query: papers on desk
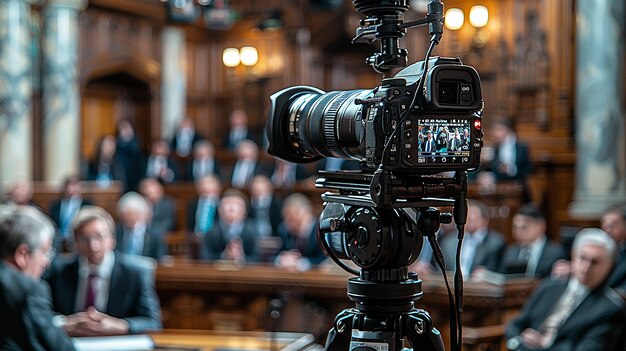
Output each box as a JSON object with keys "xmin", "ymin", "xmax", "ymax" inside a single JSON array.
[{"xmin": 73, "ymin": 335, "xmax": 154, "ymax": 351}]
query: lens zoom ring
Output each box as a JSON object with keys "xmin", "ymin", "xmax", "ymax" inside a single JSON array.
[{"xmin": 323, "ymin": 92, "xmax": 353, "ymax": 152}]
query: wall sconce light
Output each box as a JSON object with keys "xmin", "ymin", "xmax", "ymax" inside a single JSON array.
[
  {"xmin": 469, "ymin": 5, "xmax": 489, "ymax": 28},
  {"xmin": 239, "ymin": 46, "xmax": 258, "ymax": 67},
  {"xmin": 222, "ymin": 48, "xmax": 240, "ymax": 67},
  {"xmin": 444, "ymin": 8, "xmax": 464, "ymax": 31}
]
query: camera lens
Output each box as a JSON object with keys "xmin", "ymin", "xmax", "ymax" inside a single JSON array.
[{"xmin": 267, "ymin": 86, "xmax": 370, "ymax": 163}]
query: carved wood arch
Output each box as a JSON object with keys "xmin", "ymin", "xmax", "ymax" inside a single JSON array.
[{"xmin": 79, "ymin": 52, "xmax": 162, "ymax": 169}]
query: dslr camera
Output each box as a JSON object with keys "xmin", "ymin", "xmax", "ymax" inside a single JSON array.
[{"xmin": 265, "ymin": 1, "xmax": 483, "ymax": 351}]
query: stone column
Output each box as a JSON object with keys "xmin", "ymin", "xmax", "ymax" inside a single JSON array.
[
  {"xmin": 0, "ymin": 0, "xmax": 35, "ymax": 185},
  {"xmin": 569, "ymin": 0, "xmax": 626, "ymax": 218},
  {"xmin": 161, "ymin": 27, "xmax": 186, "ymax": 140},
  {"xmin": 41, "ymin": 0, "xmax": 86, "ymax": 182}
]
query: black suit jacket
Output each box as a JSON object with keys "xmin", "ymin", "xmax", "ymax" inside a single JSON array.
[
  {"xmin": 115, "ymin": 224, "xmax": 168, "ymax": 262},
  {"xmin": 439, "ymin": 229, "xmax": 506, "ymax": 274},
  {"xmin": 500, "ymin": 239, "xmax": 567, "ymax": 278},
  {"xmin": 249, "ymin": 195, "xmax": 283, "ymax": 236},
  {"xmin": 200, "ymin": 220, "xmax": 259, "ymax": 262},
  {"xmin": 277, "ymin": 222, "xmax": 326, "ymax": 265},
  {"xmin": 44, "ymin": 253, "xmax": 162, "ymax": 334},
  {"xmin": 0, "ymin": 262, "xmax": 75, "ymax": 351},
  {"xmin": 492, "ymin": 142, "xmax": 532, "ymax": 182},
  {"xmin": 505, "ymin": 279, "xmax": 625, "ymax": 351},
  {"xmin": 150, "ymin": 197, "xmax": 177, "ymax": 233},
  {"xmin": 606, "ymin": 246, "xmax": 626, "ymax": 293},
  {"xmin": 184, "ymin": 158, "xmax": 222, "ymax": 181},
  {"xmin": 48, "ymin": 197, "xmax": 94, "ymax": 251}
]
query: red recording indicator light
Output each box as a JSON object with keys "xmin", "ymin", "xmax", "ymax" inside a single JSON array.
[{"xmin": 474, "ymin": 119, "xmax": 482, "ymax": 130}]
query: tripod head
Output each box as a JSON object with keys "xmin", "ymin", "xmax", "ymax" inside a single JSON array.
[{"xmin": 318, "ymin": 191, "xmax": 450, "ymax": 351}]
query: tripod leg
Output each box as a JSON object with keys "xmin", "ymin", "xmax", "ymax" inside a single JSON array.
[
  {"xmin": 404, "ymin": 310, "xmax": 445, "ymax": 351},
  {"xmin": 325, "ymin": 309, "xmax": 354, "ymax": 351}
]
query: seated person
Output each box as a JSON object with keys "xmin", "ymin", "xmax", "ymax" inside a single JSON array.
[
  {"xmin": 115, "ymin": 192, "xmax": 168, "ymax": 262},
  {"xmin": 138, "ymin": 177, "xmax": 177, "ymax": 234},
  {"xmin": 438, "ymin": 200, "xmax": 506, "ymax": 280},
  {"xmin": 0, "ymin": 205, "xmax": 75, "ymax": 350},
  {"xmin": 274, "ymin": 193, "xmax": 326, "ymax": 271},
  {"xmin": 185, "ymin": 140, "xmax": 222, "ymax": 181},
  {"xmin": 200, "ymin": 189, "xmax": 258, "ymax": 263},
  {"xmin": 505, "ymin": 228, "xmax": 625, "ymax": 351},
  {"xmin": 229, "ymin": 139, "xmax": 269, "ymax": 189},
  {"xmin": 48, "ymin": 175, "xmax": 93, "ymax": 252},
  {"xmin": 249, "ymin": 175, "xmax": 282, "ymax": 238},
  {"xmin": 45, "ymin": 206, "xmax": 162, "ymax": 336},
  {"xmin": 500, "ymin": 203, "xmax": 566, "ymax": 278},
  {"xmin": 552, "ymin": 204, "xmax": 626, "ymax": 294},
  {"xmin": 144, "ymin": 139, "xmax": 178, "ymax": 184},
  {"xmin": 222, "ymin": 109, "xmax": 257, "ymax": 150}
]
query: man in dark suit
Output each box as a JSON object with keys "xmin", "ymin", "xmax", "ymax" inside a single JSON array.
[
  {"xmin": 139, "ymin": 177, "xmax": 177, "ymax": 234},
  {"xmin": 552, "ymin": 204, "xmax": 626, "ymax": 294},
  {"xmin": 222, "ymin": 109, "xmax": 258, "ymax": 150},
  {"xmin": 0, "ymin": 205, "xmax": 75, "ymax": 350},
  {"xmin": 229, "ymin": 139, "xmax": 269, "ymax": 189},
  {"xmin": 170, "ymin": 116, "xmax": 204, "ymax": 159},
  {"xmin": 500, "ymin": 203, "xmax": 566, "ymax": 278},
  {"xmin": 45, "ymin": 206, "xmax": 162, "ymax": 336},
  {"xmin": 481, "ymin": 117, "xmax": 532, "ymax": 201},
  {"xmin": 439, "ymin": 200, "xmax": 506, "ymax": 279},
  {"xmin": 184, "ymin": 140, "xmax": 222, "ymax": 181},
  {"xmin": 200, "ymin": 189, "xmax": 258, "ymax": 262},
  {"xmin": 186, "ymin": 175, "xmax": 222, "ymax": 259},
  {"xmin": 143, "ymin": 139, "xmax": 178, "ymax": 184},
  {"xmin": 505, "ymin": 228, "xmax": 625, "ymax": 351},
  {"xmin": 249, "ymin": 175, "xmax": 283, "ymax": 238},
  {"xmin": 115, "ymin": 192, "xmax": 167, "ymax": 262},
  {"xmin": 48, "ymin": 175, "xmax": 93, "ymax": 252},
  {"xmin": 274, "ymin": 193, "xmax": 326, "ymax": 271}
]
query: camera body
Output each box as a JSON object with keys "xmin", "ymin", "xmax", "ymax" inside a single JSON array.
[{"xmin": 266, "ymin": 57, "xmax": 483, "ymax": 178}]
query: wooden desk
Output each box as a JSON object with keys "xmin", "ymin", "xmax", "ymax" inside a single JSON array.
[
  {"xmin": 156, "ymin": 260, "xmax": 538, "ymax": 349},
  {"xmin": 151, "ymin": 329, "xmax": 317, "ymax": 351}
]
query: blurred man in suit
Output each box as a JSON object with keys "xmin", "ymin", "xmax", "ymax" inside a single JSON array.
[
  {"xmin": 48, "ymin": 175, "xmax": 93, "ymax": 252},
  {"xmin": 552, "ymin": 204, "xmax": 626, "ymax": 294},
  {"xmin": 138, "ymin": 177, "xmax": 176, "ymax": 234},
  {"xmin": 200, "ymin": 189, "xmax": 258, "ymax": 263},
  {"xmin": 223, "ymin": 110, "xmax": 256, "ymax": 150},
  {"xmin": 230, "ymin": 140, "xmax": 268, "ymax": 189},
  {"xmin": 171, "ymin": 116, "xmax": 204, "ymax": 159},
  {"xmin": 45, "ymin": 206, "xmax": 162, "ymax": 336},
  {"xmin": 144, "ymin": 139, "xmax": 178, "ymax": 184},
  {"xmin": 275, "ymin": 193, "xmax": 325, "ymax": 271},
  {"xmin": 500, "ymin": 203, "xmax": 566, "ymax": 278},
  {"xmin": 505, "ymin": 228, "xmax": 625, "ymax": 351},
  {"xmin": 115, "ymin": 192, "xmax": 167, "ymax": 262},
  {"xmin": 478, "ymin": 117, "xmax": 532, "ymax": 201},
  {"xmin": 186, "ymin": 174, "xmax": 222, "ymax": 259},
  {"xmin": 0, "ymin": 205, "xmax": 75, "ymax": 350},
  {"xmin": 185, "ymin": 140, "xmax": 222, "ymax": 181},
  {"xmin": 439, "ymin": 200, "xmax": 506, "ymax": 280},
  {"xmin": 249, "ymin": 175, "xmax": 282, "ymax": 238}
]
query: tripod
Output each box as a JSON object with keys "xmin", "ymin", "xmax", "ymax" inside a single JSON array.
[
  {"xmin": 319, "ymin": 198, "xmax": 448, "ymax": 351},
  {"xmin": 325, "ymin": 268, "xmax": 444, "ymax": 351}
]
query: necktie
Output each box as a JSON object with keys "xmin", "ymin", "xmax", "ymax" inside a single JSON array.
[
  {"xmin": 196, "ymin": 200, "xmax": 215, "ymax": 234},
  {"xmin": 540, "ymin": 286, "xmax": 581, "ymax": 348},
  {"xmin": 84, "ymin": 272, "xmax": 97, "ymax": 310}
]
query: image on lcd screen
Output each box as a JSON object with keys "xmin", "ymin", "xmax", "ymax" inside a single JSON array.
[{"xmin": 417, "ymin": 118, "xmax": 471, "ymax": 164}]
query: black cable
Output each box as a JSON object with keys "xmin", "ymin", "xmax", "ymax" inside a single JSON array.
[
  {"xmin": 454, "ymin": 224, "xmax": 465, "ymax": 349},
  {"xmin": 320, "ymin": 232, "xmax": 360, "ymax": 276},
  {"xmin": 379, "ymin": 37, "xmax": 438, "ymax": 169},
  {"xmin": 428, "ymin": 233, "xmax": 458, "ymax": 351}
]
